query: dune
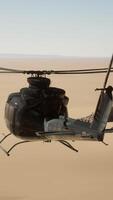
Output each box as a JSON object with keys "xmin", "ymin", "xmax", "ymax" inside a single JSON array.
[{"xmin": 0, "ymin": 56, "xmax": 113, "ymax": 200}]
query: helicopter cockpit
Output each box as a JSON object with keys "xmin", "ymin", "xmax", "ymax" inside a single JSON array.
[{"xmin": 5, "ymin": 76, "xmax": 69, "ymax": 138}]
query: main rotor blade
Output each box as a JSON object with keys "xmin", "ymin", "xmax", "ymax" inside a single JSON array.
[
  {"xmin": 0, "ymin": 71, "xmax": 24, "ymax": 73},
  {"xmin": 50, "ymin": 67, "xmax": 113, "ymax": 73},
  {"xmin": 0, "ymin": 67, "xmax": 108, "ymax": 72},
  {"xmin": 53, "ymin": 69, "xmax": 113, "ymax": 74},
  {"xmin": 0, "ymin": 67, "xmax": 24, "ymax": 72},
  {"xmin": 0, "ymin": 66, "xmax": 113, "ymax": 75}
]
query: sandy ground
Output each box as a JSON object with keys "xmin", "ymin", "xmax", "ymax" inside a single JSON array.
[{"xmin": 0, "ymin": 56, "xmax": 113, "ymax": 200}]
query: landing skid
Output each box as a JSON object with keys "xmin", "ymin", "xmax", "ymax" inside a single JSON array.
[
  {"xmin": 0, "ymin": 133, "xmax": 30, "ymax": 156},
  {"xmin": 0, "ymin": 133, "xmax": 78, "ymax": 156},
  {"xmin": 59, "ymin": 140, "xmax": 78, "ymax": 152}
]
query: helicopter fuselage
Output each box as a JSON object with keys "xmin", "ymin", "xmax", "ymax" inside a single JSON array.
[{"xmin": 5, "ymin": 76, "xmax": 113, "ymax": 144}]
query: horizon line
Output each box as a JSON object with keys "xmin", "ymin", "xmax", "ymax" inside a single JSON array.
[{"xmin": 0, "ymin": 53, "xmax": 111, "ymax": 59}]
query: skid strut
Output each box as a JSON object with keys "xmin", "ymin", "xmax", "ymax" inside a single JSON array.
[
  {"xmin": 58, "ymin": 140, "xmax": 78, "ymax": 152},
  {"xmin": 0, "ymin": 133, "xmax": 12, "ymax": 144},
  {"xmin": 0, "ymin": 140, "xmax": 30, "ymax": 156},
  {"xmin": 7, "ymin": 141, "xmax": 30, "ymax": 155}
]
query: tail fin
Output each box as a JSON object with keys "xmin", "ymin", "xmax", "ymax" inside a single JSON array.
[
  {"xmin": 91, "ymin": 87, "xmax": 112, "ymax": 135},
  {"xmin": 91, "ymin": 55, "xmax": 113, "ymax": 140},
  {"xmin": 108, "ymin": 107, "xmax": 113, "ymax": 122}
]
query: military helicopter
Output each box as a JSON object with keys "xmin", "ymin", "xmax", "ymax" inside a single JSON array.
[{"xmin": 0, "ymin": 55, "xmax": 113, "ymax": 156}]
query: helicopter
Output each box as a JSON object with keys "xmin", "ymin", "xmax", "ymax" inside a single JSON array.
[{"xmin": 0, "ymin": 55, "xmax": 113, "ymax": 156}]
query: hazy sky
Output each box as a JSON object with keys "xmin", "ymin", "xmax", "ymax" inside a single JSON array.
[{"xmin": 0, "ymin": 0, "xmax": 113, "ymax": 56}]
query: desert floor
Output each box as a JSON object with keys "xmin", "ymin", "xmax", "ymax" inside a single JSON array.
[{"xmin": 0, "ymin": 56, "xmax": 113, "ymax": 200}]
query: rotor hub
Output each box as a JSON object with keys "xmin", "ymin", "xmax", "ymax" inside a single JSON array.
[{"xmin": 27, "ymin": 77, "xmax": 51, "ymax": 89}]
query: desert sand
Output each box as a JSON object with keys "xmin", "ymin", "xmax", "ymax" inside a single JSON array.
[{"xmin": 0, "ymin": 56, "xmax": 113, "ymax": 200}]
